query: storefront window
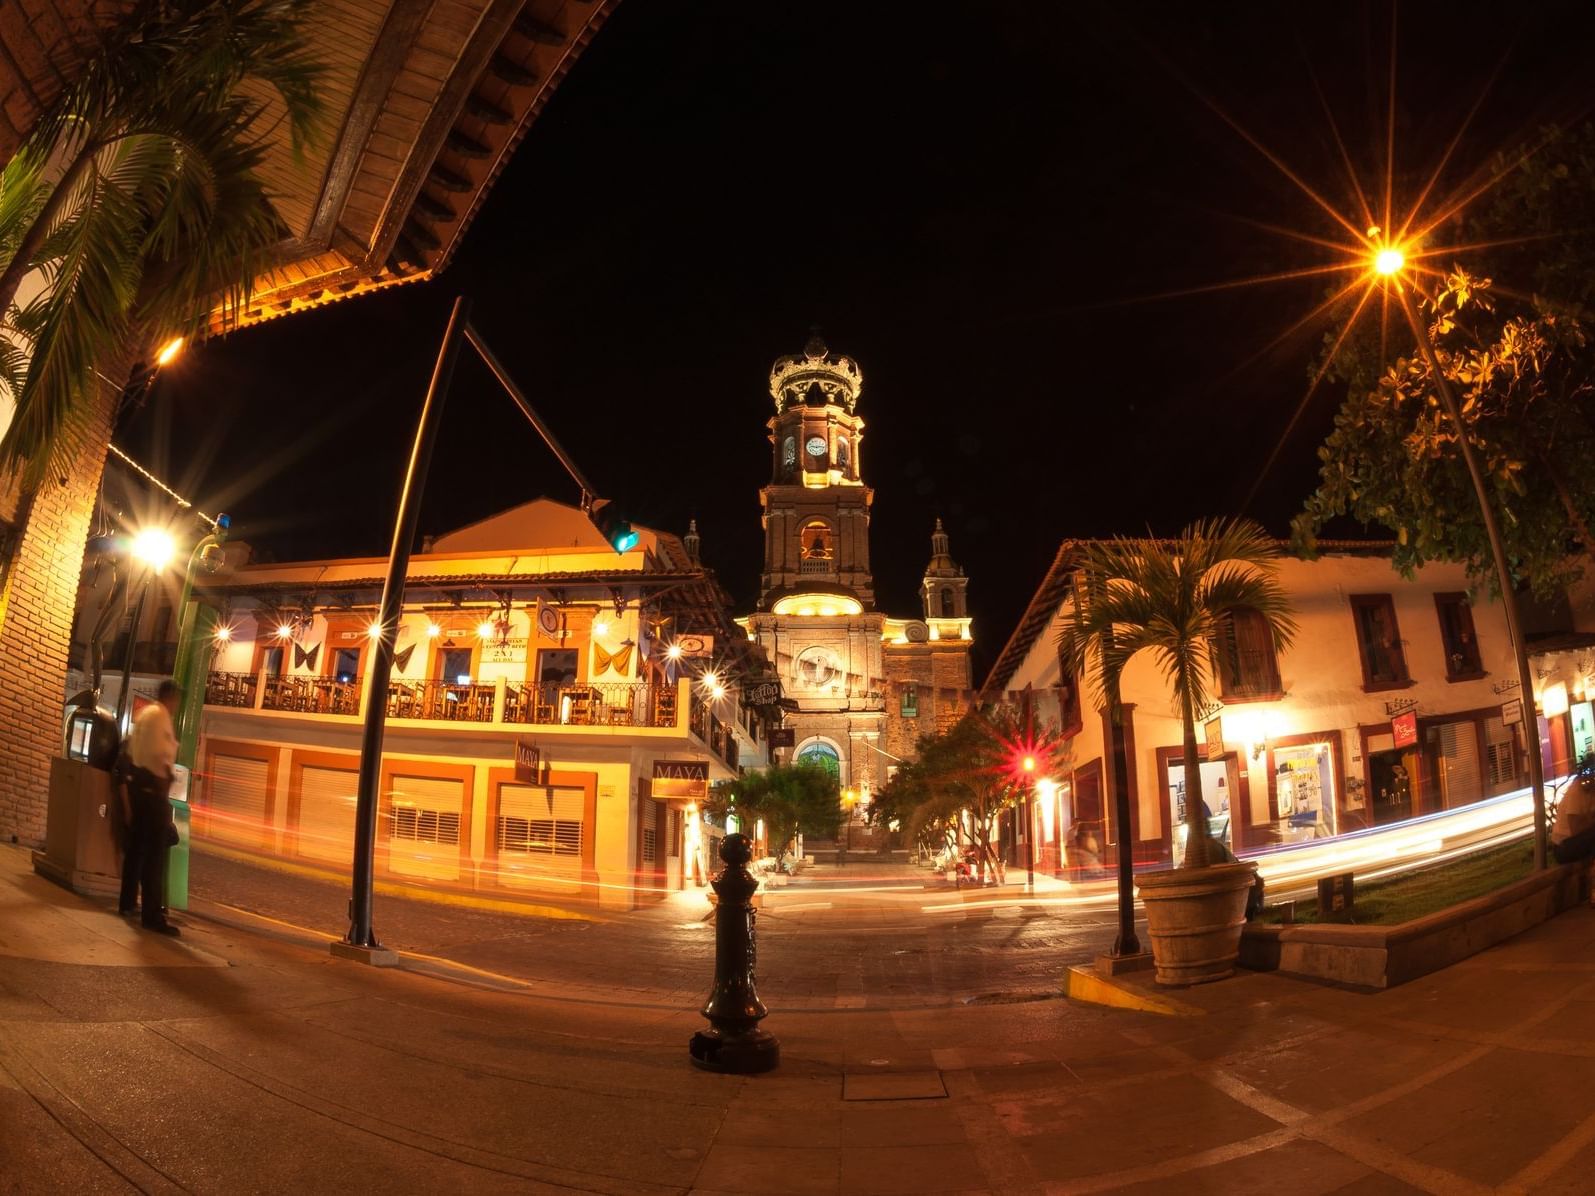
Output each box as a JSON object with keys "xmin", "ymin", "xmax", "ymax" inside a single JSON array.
[
  {"xmin": 1572, "ymin": 701, "xmax": 1595, "ymax": 764},
  {"xmin": 1266, "ymin": 741, "xmax": 1337, "ymax": 845},
  {"xmin": 1167, "ymin": 758, "xmax": 1235, "ymax": 865}
]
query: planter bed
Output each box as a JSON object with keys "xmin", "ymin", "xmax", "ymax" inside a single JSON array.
[{"xmin": 1239, "ymin": 861, "xmax": 1587, "ymax": 989}]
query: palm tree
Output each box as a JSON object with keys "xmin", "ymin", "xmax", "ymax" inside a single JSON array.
[
  {"xmin": 0, "ymin": 0, "xmax": 321, "ymax": 845},
  {"xmin": 0, "ymin": 0, "xmax": 322, "ymax": 485},
  {"xmin": 1056, "ymin": 518, "xmax": 1295, "ymax": 870}
]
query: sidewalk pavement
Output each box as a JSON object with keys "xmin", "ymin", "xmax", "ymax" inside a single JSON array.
[{"xmin": 5, "ymin": 841, "xmax": 1595, "ymax": 1194}]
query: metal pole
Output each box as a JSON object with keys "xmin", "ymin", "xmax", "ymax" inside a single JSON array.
[
  {"xmin": 464, "ymin": 325, "xmax": 598, "ymax": 497},
  {"xmin": 1107, "ymin": 676, "xmax": 1140, "ymax": 955},
  {"xmin": 346, "ymin": 296, "xmax": 471, "ymax": 948},
  {"xmin": 1026, "ymin": 784, "xmax": 1036, "ymax": 891},
  {"xmin": 173, "ymin": 531, "xmax": 222, "ymax": 771},
  {"xmin": 1394, "ymin": 284, "xmax": 1549, "ymax": 870},
  {"xmin": 114, "ymin": 568, "xmax": 153, "ymax": 733}
]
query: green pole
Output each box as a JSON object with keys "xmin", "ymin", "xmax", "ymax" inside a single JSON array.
[{"xmin": 172, "ymin": 524, "xmax": 226, "ymax": 771}]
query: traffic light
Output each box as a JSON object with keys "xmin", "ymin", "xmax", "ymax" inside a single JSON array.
[{"xmin": 586, "ymin": 497, "xmax": 639, "ymax": 554}]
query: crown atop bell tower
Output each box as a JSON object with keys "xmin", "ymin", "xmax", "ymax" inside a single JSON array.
[{"xmin": 769, "ymin": 331, "xmax": 863, "ymax": 414}]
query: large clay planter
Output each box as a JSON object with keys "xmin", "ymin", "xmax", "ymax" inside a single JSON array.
[{"xmin": 1135, "ymin": 861, "xmax": 1258, "ymax": 986}]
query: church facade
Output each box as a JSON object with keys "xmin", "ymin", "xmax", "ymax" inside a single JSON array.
[{"xmin": 740, "ymin": 337, "xmax": 975, "ymax": 802}]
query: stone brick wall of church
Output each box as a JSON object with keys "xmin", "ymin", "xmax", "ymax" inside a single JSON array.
[
  {"xmin": 0, "ymin": 1, "xmax": 128, "ymax": 165},
  {"xmin": 883, "ymin": 647, "xmax": 973, "ymax": 762}
]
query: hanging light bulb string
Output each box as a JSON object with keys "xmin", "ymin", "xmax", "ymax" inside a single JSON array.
[{"xmin": 106, "ymin": 443, "xmax": 219, "ymax": 530}]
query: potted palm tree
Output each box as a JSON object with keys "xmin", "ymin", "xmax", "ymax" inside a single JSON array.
[{"xmin": 1058, "ymin": 517, "xmax": 1295, "ymax": 985}]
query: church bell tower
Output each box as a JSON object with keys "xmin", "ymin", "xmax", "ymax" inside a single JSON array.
[{"xmin": 759, "ymin": 334, "xmax": 874, "ymax": 609}]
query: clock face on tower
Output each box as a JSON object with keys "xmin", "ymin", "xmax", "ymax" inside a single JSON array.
[{"xmin": 805, "ymin": 436, "xmax": 827, "ymax": 459}]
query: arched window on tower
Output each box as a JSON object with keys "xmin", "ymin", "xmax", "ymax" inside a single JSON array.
[
  {"xmin": 781, "ymin": 436, "xmax": 797, "ymax": 479},
  {"xmin": 940, "ymin": 587, "xmax": 956, "ymax": 617},
  {"xmin": 801, "ymin": 520, "xmax": 834, "ymax": 562},
  {"xmin": 835, "ymin": 436, "xmax": 851, "ymax": 475}
]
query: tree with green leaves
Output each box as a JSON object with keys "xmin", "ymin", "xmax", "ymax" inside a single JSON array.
[
  {"xmin": 1057, "ymin": 518, "xmax": 1295, "ymax": 870},
  {"xmin": 706, "ymin": 763, "xmax": 842, "ymax": 871},
  {"xmin": 876, "ymin": 705, "xmax": 1070, "ymax": 885},
  {"xmin": 1295, "ymin": 272, "xmax": 1595, "ymax": 599},
  {"xmin": 0, "ymin": 0, "xmax": 322, "ymax": 484},
  {"xmin": 0, "ymin": 0, "xmax": 322, "ymax": 846}
]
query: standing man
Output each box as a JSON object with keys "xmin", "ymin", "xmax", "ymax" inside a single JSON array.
[{"xmin": 120, "ymin": 680, "xmax": 182, "ymax": 936}]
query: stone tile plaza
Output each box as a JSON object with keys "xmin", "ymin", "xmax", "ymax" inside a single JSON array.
[{"xmin": 4, "ymin": 3, "xmax": 1595, "ymax": 1193}]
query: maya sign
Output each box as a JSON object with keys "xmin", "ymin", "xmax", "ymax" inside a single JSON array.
[
  {"xmin": 1391, "ymin": 710, "xmax": 1418, "ymax": 749},
  {"xmin": 652, "ymin": 759, "xmax": 708, "ymax": 799},
  {"xmin": 514, "ymin": 738, "xmax": 541, "ymax": 785}
]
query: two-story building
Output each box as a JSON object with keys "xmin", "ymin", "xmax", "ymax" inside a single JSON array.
[
  {"xmin": 985, "ymin": 542, "xmax": 1538, "ymax": 874},
  {"xmin": 193, "ymin": 498, "xmax": 772, "ymax": 906}
]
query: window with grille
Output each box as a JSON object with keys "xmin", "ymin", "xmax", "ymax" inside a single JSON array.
[
  {"xmin": 901, "ymin": 684, "xmax": 918, "ymax": 717},
  {"xmin": 642, "ymin": 828, "xmax": 657, "ymax": 864},
  {"xmin": 1434, "ymin": 593, "xmax": 1483, "ymax": 679},
  {"xmin": 495, "ymin": 783, "xmax": 585, "ymax": 859},
  {"xmin": 1350, "ymin": 594, "xmax": 1409, "ymax": 687},
  {"xmin": 390, "ymin": 807, "xmax": 461, "ymax": 844},
  {"xmin": 497, "ymin": 816, "xmax": 581, "ymax": 856}
]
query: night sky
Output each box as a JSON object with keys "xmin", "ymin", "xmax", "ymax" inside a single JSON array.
[{"xmin": 122, "ymin": 1, "xmax": 1595, "ymax": 678}]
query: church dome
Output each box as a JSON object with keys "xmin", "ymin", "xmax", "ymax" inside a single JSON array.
[{"xmin": 768, "ymin": 333, "xmax": 862, "ymax": 414}]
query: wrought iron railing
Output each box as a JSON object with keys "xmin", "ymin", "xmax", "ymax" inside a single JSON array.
[
  {"xmin": 503, "ymin": 681, "xmax": 669, "ymax": 728},
  {"xmin": 799, "ymin": 558, "xmax": 833, "ymax": 575},
  {"xmin": 205, "ymin": 671, "xmax": 258, "ymax": 708},
  {"xmin": 262, "ymin": 675, "xmax": 361, "ymax": 714},
  {"xmin": 387, "ymin": 679, "xmax": 495, "ymax": 722}
]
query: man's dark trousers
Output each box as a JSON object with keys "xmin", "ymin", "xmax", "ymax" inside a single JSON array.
[{"xmin": 120, "ymin": 769, "xmax": 171, "ymax": 926}]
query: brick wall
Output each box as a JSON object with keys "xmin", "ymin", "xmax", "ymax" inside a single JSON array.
[
  {"xmin": 0, "ymin": 386, "xmax": 116, "ymax": 846},
  {"xmin": 0, "ymin": 0, "xmax": 127, "ymax": 164},
  {"xmin": 883, "ymin": 645, "xmax": 974, "ymax": 762}
]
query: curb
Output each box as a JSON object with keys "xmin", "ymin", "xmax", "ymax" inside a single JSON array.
[{"xmin": 1063, "ymin": 964, "xmax": 1205, "ymax": 1017}]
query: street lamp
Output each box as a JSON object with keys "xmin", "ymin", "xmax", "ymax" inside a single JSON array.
[
  {"xmin": 114, "ymin": 525, "xmax": 177, "ymax": 730},
  {"xmin": 341, "ymin": 296, "xmax": 642, "ymax": 957},
  {"xmin": 1370, "ymin": 244, "xmax": 1550, "ymax": 868}
]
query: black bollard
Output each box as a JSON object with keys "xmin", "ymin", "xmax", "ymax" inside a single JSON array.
[{"xmin": 689, "ymin": 833, "xmax": 779, "ymax": 1073}]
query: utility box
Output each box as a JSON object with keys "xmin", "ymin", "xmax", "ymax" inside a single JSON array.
[
  {"xmin": 1317, "ymin": 871, "xmax": 1355, "ymax": 919},
  {"xmin": 33, "ymin": 757, "xmax": 121, "ymax": 897}
]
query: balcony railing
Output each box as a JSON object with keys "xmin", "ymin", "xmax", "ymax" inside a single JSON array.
[
  {"xmin": 263, "ymin": 675, "xmax": 360, "ymax": 714},
  {"xmin": 207, "ymin": 671, "xmax": 685, "ymax": 731},
  {"xmin": 798, "ymin": 558, "xmax": 833, "ymax": 575},
  {"xmin": 501, "ymin": 681, "xmax": 674, "ymax": 728},
  {"xmin": 205, "ymin": 671, "xmax": 258, "ymax": 708}
]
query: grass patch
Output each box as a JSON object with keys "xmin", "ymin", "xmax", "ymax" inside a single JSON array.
[{"xmin": 1260, "ymin": 837, "xmax": 1535, "ymax": 927}]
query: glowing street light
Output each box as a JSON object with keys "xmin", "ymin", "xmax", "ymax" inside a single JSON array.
[
  {"xmin": 154, "ymin": 336, "xmax": 185, "ymax": 367},
  {"xmin": 275, "ymin": 623, "xmax": 294, "ymax": 640},
  {"xmin": 130, "ymin": 526, "xmax": 176, "ymax": 572},
  {"xmin": 1373, "ymin": 245, "xmax": 1405, "ymax": 276},
  {"xmin": 665, "ymin": 642, "xmax": 684, "ymax": 661}
]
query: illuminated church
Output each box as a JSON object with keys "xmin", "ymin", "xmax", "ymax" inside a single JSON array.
[{"xmin": 739, "ymin": 336, "xmax": 975, "ymax": 801}]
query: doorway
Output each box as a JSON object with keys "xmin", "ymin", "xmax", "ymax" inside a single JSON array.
[{"xmin": 1367, "ymin": 747, "xmax": 1418, "ymax": 826}]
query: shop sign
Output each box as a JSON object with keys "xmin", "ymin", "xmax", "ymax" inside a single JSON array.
[
  {"xmin": 514, "ymin": 738, "xmax": 540, "ymax": 785},
  {"xmin": 653, "ymin": 759, "xmax": 709, "ymax": 799},
  {"xmin": 1501, "ymin": 697, "xmax": 1523, "ymax": 726},
  {"xmin": 675, "ymin": 634, "xmax": 714, "ymax": 658},
  {"xmin": 744, "ymin": 681, "xmax": 782, "ymax": 706},
  {"xmin": 769, "ymin": 727, "xmax": 795, "ymax": 748},
  {"xmin": 1391, "ymin": 710, "xmax": 1418, "ymax": 749},
  {"xmin": 1203, "ymin": 715, "xmax": 1224, "ymax": 761}
]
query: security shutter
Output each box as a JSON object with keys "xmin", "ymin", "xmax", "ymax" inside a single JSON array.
[
  {"xmin": 206, "ymin": 754, "xmax": 268, "ymax": 844},
  {"xmin": 297, "ymin": 765, "xmax": 358, "ymax": 865},
  {"xmin": 387, "ymin": 774, "xmax": 464, "ymax": 882},
  {"xmin": 496, "ymin": 783, "xmax": 584, "ymax": 883}
]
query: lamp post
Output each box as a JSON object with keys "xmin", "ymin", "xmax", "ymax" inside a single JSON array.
[
  {"xmin": 340, "ymin": 298, "xmax": 640, "ymax": 957},
  {"xmin": 1020, "ymin": 753, "xmax": 1037, "ymax": 891},
  {"xmin": 1374, "ymin": 245, "xmax": 1550, "ymax": 869},
  {"xmin": 114, "ymin": 526, "xmax": 177, "ymax": 731},
  {"xmin": 171, "ymin": 516, "xmax": 230, "ymax": 772}
]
